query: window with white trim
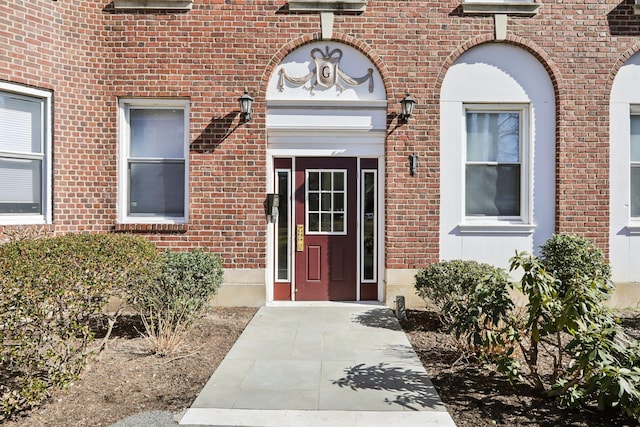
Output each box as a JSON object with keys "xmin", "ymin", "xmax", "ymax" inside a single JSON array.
[
  {"xmin": 119, "ymin": 99, "xmax": 189, "ymax": 223},
  {"xmin": 0, "ymin": 82, "xmax": 52, "ymax": 224},
  {"xmin": 464, "ymin": 105, "xmax": 529, "ymax": 222},
  {"xmin": 631, "ymin": 111, "xmax": 640, "ymax": 218}
]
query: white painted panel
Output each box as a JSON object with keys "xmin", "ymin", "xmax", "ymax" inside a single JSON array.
[
  {"xmin": 440, "ymin": 43, "xmax": 555, "ymax": 271},
  {"xmin": 610, "ymin": 52, "xmax": 640, "ymax": 282},
  {"xmin": 266, "ymin": 107, "xmax": 385, "ymax": 130}
]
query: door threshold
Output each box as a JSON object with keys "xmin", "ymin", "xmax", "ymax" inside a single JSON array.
[{"xmin": 267, "ymin": 300, "xmax": 384, "ymax": 307}]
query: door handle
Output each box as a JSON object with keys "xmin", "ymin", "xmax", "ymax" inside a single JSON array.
[{"xmin": 296, "ymin": 224, "xmax": 304, "ymax": 252}]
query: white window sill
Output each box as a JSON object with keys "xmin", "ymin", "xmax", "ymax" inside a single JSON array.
[
  {"xmin": 626, "ymin": 223, "xmax": 640, "ymax": 235},
  {"xmin": 635, "ymin": 2, "xmax": 640, "ymax": 15},
  {"xmin": 288, "ymin": 0, "xmax": 367, "ymax": 13},
  {"xmin": 112, "ymin": 0, "xmax": 193, "ymax": 10},
  {"xmin": 0, "ymin": 216, "xmax": 48, "ymax": 226},
  {"xmin": 462, "ymin": 2, "xmax": 540, "ymax": 15},
  {"xmin": 458, "ymin": 221, "xmax": 535, "ymax": 235}
]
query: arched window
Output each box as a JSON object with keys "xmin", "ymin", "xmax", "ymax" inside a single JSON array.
[{"xmin": 440, "ymin": 43, "xmax": 555, "ymax": 267}]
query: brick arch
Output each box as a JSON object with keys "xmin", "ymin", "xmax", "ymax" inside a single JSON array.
[
  {"xmin": 435, "ymin": 35, "xmax": 563, "ymax": 111},
  {"xmin": 605, "ymin": 43, "xmax": 640, "ymax": 98},
  {"xmin": 259, "ymin": 33, "xmax": 393, "ymax": 102}
]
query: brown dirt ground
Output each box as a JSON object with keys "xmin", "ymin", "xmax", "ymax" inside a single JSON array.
[
  {"xmin": 3, "ymin": 307, "xmax": 257, "ymax": 427},
  {"xmin": 3, "ymin": 306, "xmax": 640, "ymax": 427},
  {"xmin": 402, "ymin": 309, "xmax": 640, "ymax": 427}
]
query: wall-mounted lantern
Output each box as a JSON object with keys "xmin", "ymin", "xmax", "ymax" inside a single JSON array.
[
  {"xmin": 399, "ymin": 93, "xmax": 416, "ymax": 124},
  {"xmin": 238, "ymin": 90, "xmax": 254, "ymax": 121}
]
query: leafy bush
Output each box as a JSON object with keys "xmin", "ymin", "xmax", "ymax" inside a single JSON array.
[
  {"xmin": 128, "ymin": 249, "xmax": 223, "ymax": 356},
  {"xmin": 0, "ymin": 233, "xmax": 158, "ymax": 419},
  {"xmin": 415, "ymin": 260, "xmax": 514, "ymax": 357},
  {"xmin": 414, "ymin": 235, "xmax": 640, "ymax": 421},
  {"xmin": 539, "ymin": 234, "xmax": 611, "ymax": 297},
  {"xmin": 510, "ymin": 251, "xmax": 640, "ymax": 420},
  {"xmin": 415, "ymin": 260, "xmax": 504, "ymax": 315}
]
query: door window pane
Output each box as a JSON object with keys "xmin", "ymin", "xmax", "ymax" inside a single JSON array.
[
  {"xmin": 276, "ymin": 170, "xmax": 290, "ymax": 281},
  {"xmin": 362, "ymin": 171, "xmax": 376, "ymax": 281},
  {"xmin": 306, "ymin": 169, "xmax": 346, "ymax": 233},
  {"xmin": 308, "ymin": 172, "xmax": 319, "ymax": 191}
]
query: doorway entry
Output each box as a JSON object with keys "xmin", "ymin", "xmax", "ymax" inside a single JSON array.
[
  {"xmin": 273, "ymin": 157, "xmax": 379, "ymax": 302},
  {"xmin": 265, "ymin": 41, "xmax": 387, "ymax": 303},
  {"xmin": 294, "ymin": 157, "xmax": 357, "ymax": 300}
]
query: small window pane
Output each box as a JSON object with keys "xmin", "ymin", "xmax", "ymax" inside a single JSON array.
[
  {"xmin": 333, "ymin": 193, "xmax": 344, "ymax": 212},
  {"xmin": 129, "ymin": 162, "xmax": 185, "ymax": 216},
  {"xmin": 0, "ymin": 94, "xmax": 42, "ymax": 153},
  {"xmin": 632, "ymin": 167, "xmax": 640, "ymax": 217},
  {"xmin": 467, "ymin": 112, "xmax": 519, "ymax": 162},
  {"xmin": 130, "ymin": 109, "xmax": 184, "ymax": 158},
  {"xmin": 308, "ymin": 172, "xmax": 319, "ymax": 191},
  {"xmin": 333, "ymin": 172, "xmax": 344, "ymax": 190},
  {"xmin": 321, "ymin": 172, "xmax": 332, "ymax": 191},
  {"xmin": 0, "ymin": 158, "xmax": 41, "ymax": 214},
  {"xmin": 632, "ymin": 115, "xmax": 640, "ymax": 162},
  {"xmin": 321, "ymin": 213, "xmax": 332, "ymax": 231},
  {"xmin": 333, "ymin": 213, "xmax": 344, "ymax": 232},
  {"xmin": 321, "ymin": 193, "xmax": 332, "ymax": 211},
  {"xmin": 309, "ymin": 213, "xmax": 319, "ymax": 232},
  {"xmin": 466, "ymin": 164, "xmax": 520, "ymax": 216},
  {"xmin": 308, "ymin": 193, "xmax": 319, "ymax": 211}
]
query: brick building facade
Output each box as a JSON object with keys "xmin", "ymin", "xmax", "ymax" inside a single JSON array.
[{"xmin": 2, "ymin": 0, "xmax": 640, "ymax": 306}]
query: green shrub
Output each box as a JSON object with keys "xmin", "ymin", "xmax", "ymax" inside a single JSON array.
[
  {"xmin": 540, "ymin": 234, "xmax": 611, "ymax": 296},
  {"xmin": 510, "ymin": 251, "xmax": 640, "ymax": 420},
  {"xmin": 128, "ymin": 249, "xmax": 223, "ymax": 356},
  {"xmin": 415, "ymin": 260, "xmax": 504, "ymax": 314},
  {"xmin": 415, "ymin": 260, "xmax": 514, "ymax": 357},
  {"xmin": 415, "ymin": 235, "xmax": 640, "ymax": 421},
  {"xmin": 0, "ymin": 233, "xmax": 158, "ymax": 419}
]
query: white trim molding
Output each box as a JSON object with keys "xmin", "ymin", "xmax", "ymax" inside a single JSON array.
[
  {"xmin": 288, "ymin": 0, "xmax": 367, "ymax": 13},
  {"xmin": 113, "ymin": 0, "xmax": 193, "ymax": 10},
  {"xmin": 462, "ymin": 0, "xmax": 540, "ymax": 15}
]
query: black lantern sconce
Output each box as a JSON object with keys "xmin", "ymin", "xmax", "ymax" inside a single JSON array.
[
  {"xmin": 399, "ymin": 93, "xmax": 416, "ymax": 124},
  {"xmin": 238, "ymin": 90, "xmax": 254, "ymax": 121},
  {"xmin": 409, "ymin": 153, "xmax": 418, "ymax": 176}
]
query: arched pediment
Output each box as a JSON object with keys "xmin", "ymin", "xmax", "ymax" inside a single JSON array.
[
  {"xmin": 266, "ymin": 42, "xmax": 387, "ymax": 148},
  {"xmin": 266, "ymin": 42, "xmax": 386, "ymax": 102}
]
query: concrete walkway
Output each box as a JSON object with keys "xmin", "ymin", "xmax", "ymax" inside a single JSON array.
[{"xmin": 179, "ymin": 303, "xmax": 455, "ymax": 426}]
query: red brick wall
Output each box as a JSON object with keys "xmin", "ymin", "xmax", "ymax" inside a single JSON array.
[{"xmin": 2, "ymin": 0, "xmax": 637, "ymax": 268}]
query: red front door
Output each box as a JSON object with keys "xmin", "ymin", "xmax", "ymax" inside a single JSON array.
[{"xmin": 294, "ymin": 157, "xmax": 357, "ymax": 301}]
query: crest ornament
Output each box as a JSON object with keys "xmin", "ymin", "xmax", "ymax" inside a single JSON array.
[{"xmin": 278, "ymin": 46, "xmax": 374, "ymax": 94}]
